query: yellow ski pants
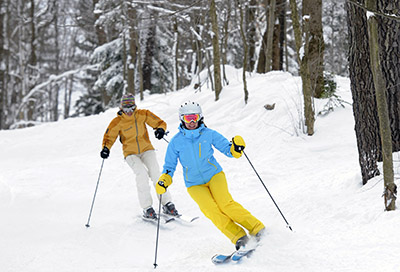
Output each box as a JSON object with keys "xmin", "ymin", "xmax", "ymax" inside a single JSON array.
[{"xmin": 187, "ymin": 171, "xmax": 265, "ymax": 244}]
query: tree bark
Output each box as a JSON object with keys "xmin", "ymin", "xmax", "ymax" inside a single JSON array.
[
  {"xmin": 127, "ymin": 7, "xmax": 136, "ymax": 95},
  {"xmin": 237, "ymin": 0, "xmax": 249, "ymax": 104},
  {"xmin": 265, "ymin": 0, "xmax": 276, "ymax": 73},
  {"xmin": 303, "ymin": 0, "xmax": 324, "ymax": 98},
  {"xmin": 289, "ymin": 0, "xmax": 315, "ymax": 135},
  {"xmin": 210, "ymin": 0, "xmax": 222, "ymax": 100},
  {"xmin": 377, "ymin": 0, "xmax": 400, "ymax": 154},
  {"xmin": 272, "ymin": 0, "xmax": 286, "ymax": 71},
  {"xmin": 137, "ymin": 29, "xmax": 144, "ymax": 100},
  {"xmin": 246, "ymin": 0, "xmax": 257, "ymax": 72},
  {"xmin": 221, "ymin": 2, "xmax": 231, "ymax": 85},
  {"xmin": 93, "ymin": 0, "xmax": 107, "ymax": 45},
  {"xmin": 173, "ymin": 18, "xmax": 179, "ymax": 92},
  {"xmin": 0, "ymin": 0, "xmax": 4, "ymax": 128},
  {"xmin": 367, "ymin": 0, "xmax": 396, "ymax": 211},
  {"xmin": 143, "ymin": 16, "xmax": 155, "ymax": 92},
  {"xmin": 346, "ymin": 1, "xmax": 381, "ymax": 184}
]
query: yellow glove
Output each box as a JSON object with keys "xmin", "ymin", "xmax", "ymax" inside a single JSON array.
[
  {"xmin": 156, "ymin": 173, "xmax": 172, "ymax": 194},
  {"xmin": 230, "ymin": 135, "xmax": 245, "ymax": 158}
]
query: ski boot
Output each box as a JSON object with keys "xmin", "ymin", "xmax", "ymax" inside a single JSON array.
[
  {"xmin": 143, "ymin": 207, "xmax": 157, "ymax": 220},
  {"xmin": 162, "ymin": 202, "xmax": 179, "ymax": 216}
]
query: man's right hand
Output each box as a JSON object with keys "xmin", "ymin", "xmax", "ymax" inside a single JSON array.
[{"xmin": 100, "ymin": 147, "xmax": 110, "ymax": 159}]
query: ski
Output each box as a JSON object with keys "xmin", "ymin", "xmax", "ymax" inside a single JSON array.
[
  {"xmin": 141, "ymin": 213, "xmax": 199, "ymax": 225},
  {"xmin": 212, "ymin": 236, "xmax": 261, "ymax": 265},
  {"xmin": 211, "ymin": 252, "xmax": 235, "ymax": 264},
  {"xmin": 174, "ymin": 214, "xmax": 199, "ymax": 223},
  {"xmin": 211, "ymin": 248, "xmax": 255, "ymax": 264},
  {"xmin": 142, "ymin": 215, "xmax": 174, "ymax": 224},
  {"xmin": 231, "ymin": 248, "xmax": 256, "ymax": 261},
  {"xmin": 162, "ymin": 213, "xmax": 199, "ymax": 224}
]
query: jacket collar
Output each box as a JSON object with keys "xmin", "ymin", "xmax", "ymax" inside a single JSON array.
[
  {"xmin": 179, "ymin": 123, "xmax": 205, "ymax": 138},
  {"xmin": 119, "ymin": 109, "xmax": 136, "ymax": 121}
]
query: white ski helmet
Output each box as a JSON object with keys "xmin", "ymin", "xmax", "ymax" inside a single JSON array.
[{"xmin": 179, "ymin": 101, "xmax": 203, "ymax": 121}]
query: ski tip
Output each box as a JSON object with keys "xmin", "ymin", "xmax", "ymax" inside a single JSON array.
[{"xmin": 211, "ymin": 253, "xmax": 232, "ymax": 264}]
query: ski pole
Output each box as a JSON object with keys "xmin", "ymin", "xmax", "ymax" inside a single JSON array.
[
  {"xmin": 85, "ymin": 159, "xmax": 105, "ymax": 228},
  {"xmin": 153, "ymin": 195, "xmax": 163, "ymax": 269},
  {"xmin": 243, "ymin": 151, "xmax": 293, "ymax": 231},
  {"xmin": 162, "ymin": 130, "xmax": 170, "ymax": 144}
]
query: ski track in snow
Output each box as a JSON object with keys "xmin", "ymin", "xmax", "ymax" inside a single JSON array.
[{"xmin": 1, "ymin": 69, "xmax": 399, "ymax": 272}]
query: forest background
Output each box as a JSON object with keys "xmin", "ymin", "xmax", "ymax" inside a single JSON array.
[{"xmin": 1, "ymin": 0, "xmax": 399, "ymax": 207}]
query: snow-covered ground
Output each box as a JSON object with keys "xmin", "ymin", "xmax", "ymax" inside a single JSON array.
[{"xmin": 1, "ymin": 68, "xmax": 399, "ymax": 272}]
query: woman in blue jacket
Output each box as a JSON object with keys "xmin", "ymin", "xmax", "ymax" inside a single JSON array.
[{"xmin": 156, "ymin": 101, "xmax": 265, "ymax": 250}]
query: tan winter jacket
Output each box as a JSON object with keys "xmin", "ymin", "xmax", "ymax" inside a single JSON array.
[{"xmin": 102, "ymin": 109, "xmax": 167, "ymax": 157}]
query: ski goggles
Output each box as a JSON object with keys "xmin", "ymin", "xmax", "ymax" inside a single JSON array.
[
  {"xmin": 122, "ymin": 104, "xmax": 136, "ymax": 113},
  {"xmin": 182, "ymin": 114, "xmax": 200, "ymax": 123}
]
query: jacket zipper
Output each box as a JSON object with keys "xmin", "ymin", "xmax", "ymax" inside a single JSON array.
[
  {"xmin": 134, "ymin": 114, "xmax": 140, "ymax": 154},
  {"xmin": 191, "ymin": 135, "xmax": 205, "ymax": 182}
]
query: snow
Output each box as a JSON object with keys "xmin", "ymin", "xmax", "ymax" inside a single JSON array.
[
  {"xmin": 366, "ymin": 11, "xmax": 375, "ymax": 19},
  {"xmin": 1, "ymin": 68, "xmax": 400, "ymax": 272}
]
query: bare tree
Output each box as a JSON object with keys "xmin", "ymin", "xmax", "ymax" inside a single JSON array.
[
  {"xmin": 0, "ymin": 0, "xmax": 4, "ymax": 128},
  {"xmin": 366, "ymin": 0, "xmax": 396, "ymax": 210},
  {"xmin": 246, "ymin": 0, "xmax": 257, "ymax": 72},
  {"xmin": 210, "ymin": 0, "xmax": 222, "ymax": 100},
  {"xmin": 236, "ymin": 0, "xmax": 249, "ymax": 104},
  {"xmin": 126, "ymin": 6, "xmax": 137, "ymax": 95},
  {"xmin": 257, "ymin": 0, "xmax": 286, "ymax": 73},
  {"xmin": 289, "ymin": 0, "xmax": 315, "ymax": 135},
  {"xmin": 265, "ymin": 0, "xmax": 276, "ymax": 72},
  {"xmin": 303, "ymin": 0, "xmax": 324, "ymax": 98}
]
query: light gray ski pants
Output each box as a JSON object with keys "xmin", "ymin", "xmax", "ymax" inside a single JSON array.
[{"xmin": 125, "ymin": 150, "xmax": 172, "ymax": 210}]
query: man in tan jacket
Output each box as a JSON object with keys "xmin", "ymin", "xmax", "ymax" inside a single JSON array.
[{"xmin": 100, "ymin": 93, "xmax": 178, "ymax": 219}]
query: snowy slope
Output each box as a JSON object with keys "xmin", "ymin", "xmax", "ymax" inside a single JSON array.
[{"xmin": 1, "ymin": 68, "xmax": 400, "ymax": 272}]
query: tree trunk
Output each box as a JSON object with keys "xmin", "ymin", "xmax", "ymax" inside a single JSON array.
[
  {"xmin": 272, "ymin": 0, "xmax": 286, "ymax": 70},
  {"xmin": 143, "ymin": 16, "xmax": 155, "ymax": 92},
  {"xmin": 0, "ymin": 0, "xmax": 4, "ymax": 129},
  {"xmin": 246, "ymin": 0, "xmax": 257, "ymax": 72},
  {"xmin": 289, "ymin": 0, "xmax": 314, "ymax": 135},
  {"xmin": 265, "ymin": 0, "xmax": 276, "ymax": 72},
  {"xmin": 256, "ymin": 29, "xmax": 267, "ymax": 73},
  {"xmin": 173, "ymin": 18, "xmax": 179, "ymax": 92},
  {"xmin": 300, "ymin": 19, "xmax": 314, "ymax": 136},
  {"xmin": 137, "ymin": 29, "xmax": 144, "ymax": 100},
  {"xmin": 237, "ymin": 0, "xmax": 249, "ymax": 104},
  {"xmin": 93, "ymin": 0, "xmax": 107, "ymax": 45},
  {"xmin": 52, "ymin": 0, "xmax": 60, "ymax": 122},
  {"xmin": 367, "ymin": 0, "xmax": 396, "ymax": 211},
  {"xmin": 127, "ymin": 8, "xmax": 136, "ymax": 95},
  {"xmin": 377, "ymin": 0, "xmax": 400, "ymax": 154},
  {"xmin": 346, "ymin": 1, "xmax": 381, "ymax": 184},
  {"xmin": 303, "ymin": 0, "xmax": 324, "ymax": 98},
  {"xmin": 221, "ymin": 2, "xmax": 231, "ymax": 86},
  {"xmin": 210, "ymin": 0, "xmax": 222, "ymax": 100}
]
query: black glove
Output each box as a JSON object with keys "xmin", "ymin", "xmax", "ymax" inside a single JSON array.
[
  {"xmin": 154, "ymin": 128, "xmax": 165, "ymax": 140},
  {"xmin": 100, "ymin": 147, "xmax": 110, "ymax": 159}
]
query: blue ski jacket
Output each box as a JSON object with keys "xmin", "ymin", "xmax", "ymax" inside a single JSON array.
[{"xmin": 162, "ymin": 124, "xmax": 233, "ymax": 188}]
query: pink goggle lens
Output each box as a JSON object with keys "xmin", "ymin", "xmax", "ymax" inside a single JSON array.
[{"xmin": 183, "ymin": 114, "xmax": 200, "ymax": 123}]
